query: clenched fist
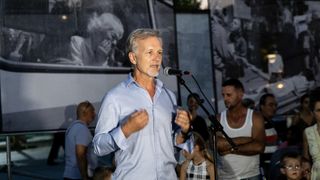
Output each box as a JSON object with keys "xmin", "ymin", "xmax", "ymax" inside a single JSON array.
[
  {"xmin": 122, "ymin": 109, "xmax": 149, "ymax": 138},
  {"xmin": 175, "ymin": 109, "xmax": 191, "ymax": 134}
]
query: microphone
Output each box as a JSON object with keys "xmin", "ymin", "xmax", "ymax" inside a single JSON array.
[{"xmin": 163, "ymin": 67, "xmax": 191, "ymax": 76}]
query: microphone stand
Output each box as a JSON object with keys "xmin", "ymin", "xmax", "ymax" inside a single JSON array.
[{"xmin": 177, "ymin": 76, "xmax": 237, "ymax": 179}]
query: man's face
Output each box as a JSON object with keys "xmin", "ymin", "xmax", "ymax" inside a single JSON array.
[
  {"xmin": 84, "ymin": 106, "xmax": 96, "ymax": 125},
  {"xmin": 222, "ymin": 86, "xmax": 243, "ymax": 109},
  {"xmin": 130, "ymin": 36, "xmax": 162, "ymax": 78},
  {"xmin": 261, "ymin": 96, "xmax": 277, "ymax": 119}
]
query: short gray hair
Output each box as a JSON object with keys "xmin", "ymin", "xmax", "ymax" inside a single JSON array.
[{"xmin": 126, "ymin": 28, "xmax": 162, "ymax": 54}]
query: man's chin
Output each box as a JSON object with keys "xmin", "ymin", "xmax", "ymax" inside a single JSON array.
[
  {"xmin": 147, "ymin": 70, "xmax": 160, "ymax": 77},
  {"xmin": 152, "ymin": 73, "xmax": 159, "ymax": 78}
]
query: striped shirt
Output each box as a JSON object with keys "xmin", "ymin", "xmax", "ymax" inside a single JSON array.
[{"xmin": 261, "ymin": 118, "xmax": 278, "ymax": 163}]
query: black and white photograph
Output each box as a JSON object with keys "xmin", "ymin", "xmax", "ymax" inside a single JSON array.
[
  {"xmin": 0, "ymin": 0, "xmax": 152, "ymax": 68},
  {"xmin": 0, "ymin": 0, "xmax": 177, "ymax": 133},
  {"xmin": 210, "ymin": 0, "xmax": 320, "ymax": 114}
]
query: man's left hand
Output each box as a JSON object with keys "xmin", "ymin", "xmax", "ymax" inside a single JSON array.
[{"xmin": 175, "ymin": 109, "xmax": 191, "ymax": 134}]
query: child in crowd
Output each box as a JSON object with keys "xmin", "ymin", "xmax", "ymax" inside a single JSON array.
[
  {"xmin": 179, "ymin": 132, "xmax": 215, "ymax": 180},
  {"xmin": 301, "ymin": 157, "xmax": 311, "ymax": 180},
  {"xmin": 93, "ymin": 166, "xmax": 113, "ymax": 180},
  {"xmin": 278, "ymin": 152, "xmax": 303, "ymax": 180}
]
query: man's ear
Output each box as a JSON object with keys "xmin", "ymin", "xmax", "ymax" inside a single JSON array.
[
  {"xmin": 280, "ymin": 167, "xmax": 285, "ymax": 175},
  {"xmin": 128, "ymin": 52, "xmax": 136, "ymax": 65}
]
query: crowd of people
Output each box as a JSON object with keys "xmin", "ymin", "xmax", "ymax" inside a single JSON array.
[{"xmin": 42, "ymin": 28, "xmax": 320, "ymax": 180}]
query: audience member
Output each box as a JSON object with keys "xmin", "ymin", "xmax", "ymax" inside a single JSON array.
[
  {"xmin": 259, "ymin": 93, "xmax": 279, "ymax": 179},
  {"xmin": 187, "ymin": 93, "xmax": 209, "ymax": 141},
  {"xmin": 278, "ymin": 151, "xmax": 303, "ymax": 180},
  {"xmin": 291, "ymin": 94, "xmax": 315, "ymax": 147},
  {"xmin": 93, "ymin": 166, "xmax": 113, "ymax": 180},
  {"xmin": 93, "ymin": 28, "xmax": 192, "ymax": 180},
  {"xmin": 179, "ymin": 132, "xmax": 215, "ymax": 180},
  {"xmin": 217, "ymin": 78, "xmax": 265, "ymax": 179},
  {"xmin": 303, "ymin": 88, "xmax": 320, "ymax": 180},
  {"xmin": 70, "ymin": 12, "xmax": 124, "ymax": 66},
  {"xmin": 269, "ymin": 147, "xmax": 301, "ymax": 180},
  {"xmin": 301, "ymin": 157, "xmax": 311, "ymax": 180},
  {"xmin": 63, "ymin": 101, "xmax": 97, "ymax": 180}
]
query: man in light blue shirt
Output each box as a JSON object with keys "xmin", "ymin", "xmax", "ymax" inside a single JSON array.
[{"xmin": 93, "ymin": 28, "xmax": 191, "ymax": 180}]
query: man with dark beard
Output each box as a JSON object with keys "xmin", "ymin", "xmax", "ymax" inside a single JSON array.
[{"xmin": 217, "ymin": 79, "xmax": 265, "ymax": 180}]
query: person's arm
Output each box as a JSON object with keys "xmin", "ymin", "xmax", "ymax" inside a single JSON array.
[
  {"xmin": 93, "ymin": 95, "xmax": 149, "ymax": 156},
  {"xmin": 231, "ymin": 112, "xmax": 265, "ymax": 155},
  {"xmin": 215, "ymin": 114, "xmax": 253, "ymax": 154},
  {"xmin": 218, "ymin": 112, "xmax": 265, "ymax": 156},
  {"xmin": 206, "ymin": 161, "xmax": 215, "ymax": 180},
  {"xmin": 303, "ymin": 130, "xmax": 310, "ymax": 160},
  {"xmin": 175, "ymin": 109, "xmax": 191, "ymax": 145},
  {"xmin": 76, "ymin": 144, "xmax": 89, "ymax": 180},
  {"xmin": 217, "ymin": 135, "xmax": 252, "ymax": 155},
  {"xmin": 179, "ymin": 160, "xmax": 188, "ymax": 180},
  {"xmin": 93, "ymin": 95, "xmax": 128, "ymax": 156},
  {"xmin": 121, "ymin": 109, "xmax": 149, "ymax": 138}
]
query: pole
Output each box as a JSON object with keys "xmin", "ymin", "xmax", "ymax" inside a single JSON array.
[{"xmin": 6, "ymin": 135, "xmax": 12, "ymax": 180}]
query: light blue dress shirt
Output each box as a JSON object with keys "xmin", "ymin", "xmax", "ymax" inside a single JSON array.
[{"xmin": 93, "ymin": 74, "xmax": 185, "ymax": 180}]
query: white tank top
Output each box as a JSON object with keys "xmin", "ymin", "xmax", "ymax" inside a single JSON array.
[{"xmin": 218, "ymin": 109, "xmax": 260, "ymax": 180}]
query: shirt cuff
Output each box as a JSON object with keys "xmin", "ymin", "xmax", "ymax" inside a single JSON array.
[
  {"xmin": 110, "ymin": 126, "xmax": 128, "ymax": 150},
  {"xmin": 176, "ymin": 137, "xmax": 194, "ymax": 153},
  {"xmin": 175, "ymin": 130, "xmax": 194, "ymax": 153}
]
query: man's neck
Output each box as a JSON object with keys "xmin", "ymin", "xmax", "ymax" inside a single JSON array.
[
  {"xmin": 133, "ymin": 72, "xmax": 156, "ymax": 97},
  {"xmin": 228, "ymin": 104, "xmax": 245, "ymax": 114},
  {"xmin": 227, "ymin": 105, "xmax": 247, "ymax": 127}
]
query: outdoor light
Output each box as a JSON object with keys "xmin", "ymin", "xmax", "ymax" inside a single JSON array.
[
  {"xmin": 61, "ymin": 15, "xmax": 68, "ymax": 21},
  {"xmin": 276, "ymin": 81, "xmax": 284, "ymax": 89},
  {"xmin": 267, "ymin": 54, "xmax": 277, "ymax": 64}
]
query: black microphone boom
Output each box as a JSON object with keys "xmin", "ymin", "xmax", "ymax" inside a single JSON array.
[{"xmin": 163, "ymin": 67, "xmax": 190, "ymax": 76}]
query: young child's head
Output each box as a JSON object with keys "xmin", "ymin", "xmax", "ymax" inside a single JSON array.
[
  {"xmin": 182, "ymin": 132, "xmax": 213, "ymax": 162},
  {"xmin": 301, "ymin": 157, "xmax": 311, "ymax": 180},
  {"xmin": 93, "ymin": 166, "xmax": 113, "ymax": 180},
  {"xmin": 280, "ymin": 152, "xmax": 302, "ymax": 180}
]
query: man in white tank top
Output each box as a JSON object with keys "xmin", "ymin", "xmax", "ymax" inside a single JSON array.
[{"xmin": 216, "ymin": 79, "xmax": 265, "ymax": 180}]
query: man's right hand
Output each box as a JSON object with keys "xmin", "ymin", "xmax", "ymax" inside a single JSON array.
[{"xmin": 121, "ymin": 109, "xmax": 149, "ymax": 138}]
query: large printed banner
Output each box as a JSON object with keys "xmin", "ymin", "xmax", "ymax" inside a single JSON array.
[
  {"xmin": 210, "ymin": 0, "xmax": 320, "ymax": 114},
  {"xmin": 0, "ymin": 0, "xmax": 177, "ymax": 133}
]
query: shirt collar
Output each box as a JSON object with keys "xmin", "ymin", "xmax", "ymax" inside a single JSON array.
[{"xmin": 125, "ymin": 73, "xmax": 163, "ymax": 90}]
